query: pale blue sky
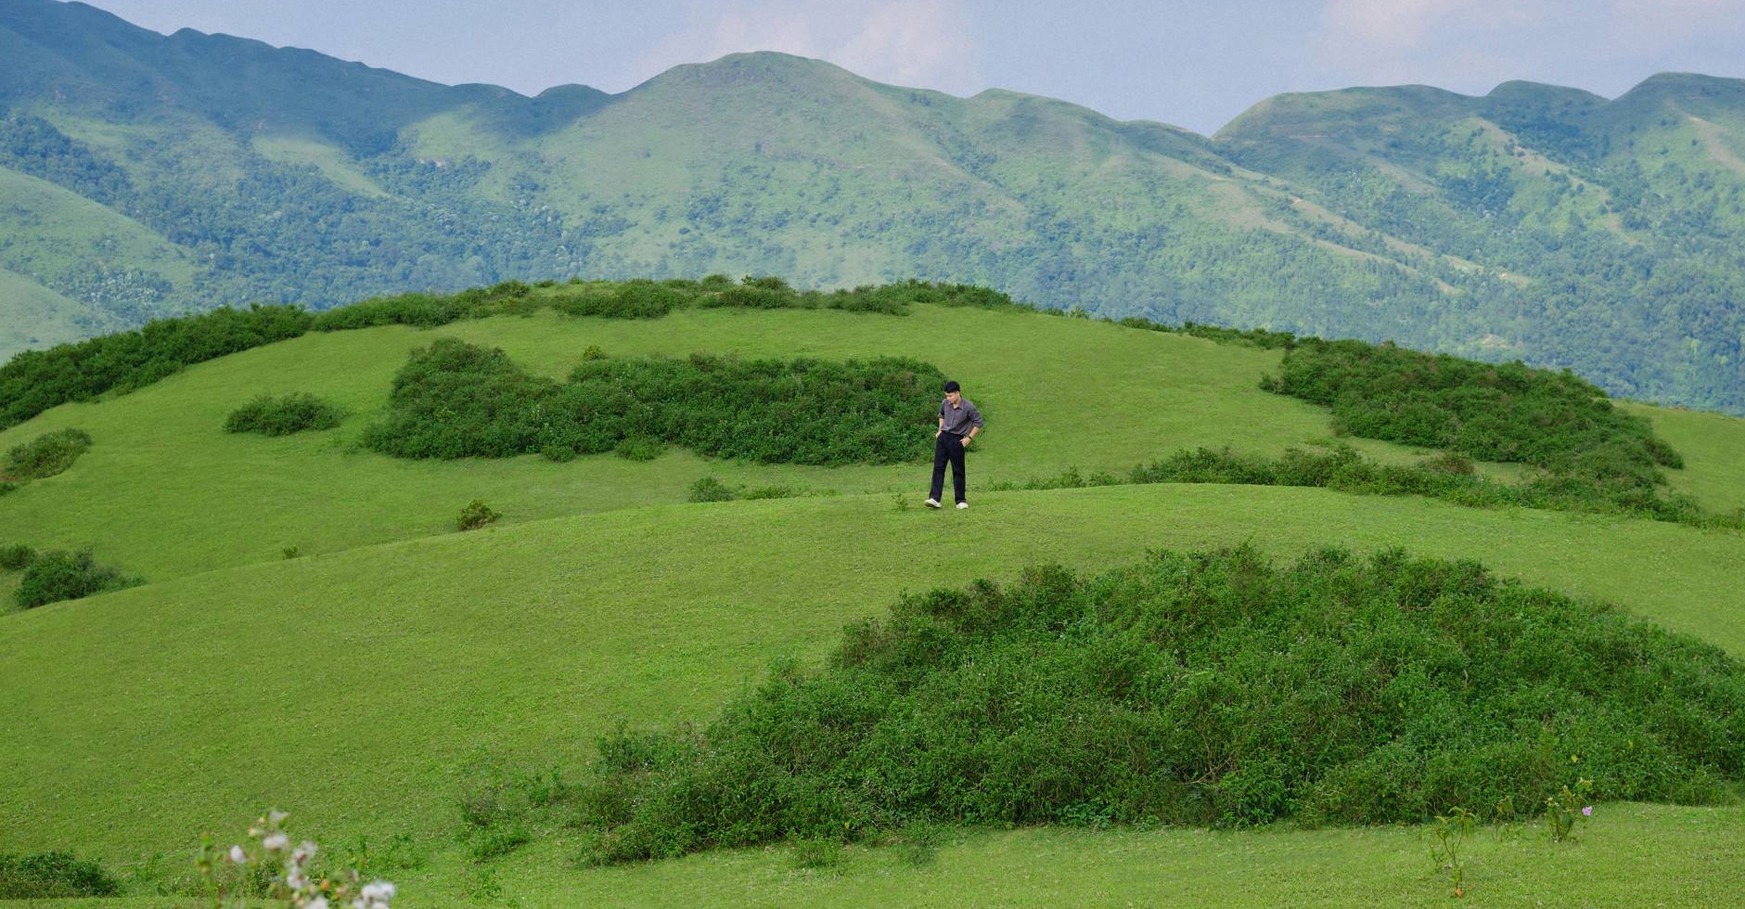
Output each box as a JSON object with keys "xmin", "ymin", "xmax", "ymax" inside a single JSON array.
[{"xmin": 73, "ymin": 0, "xmax": 1745, "ymax": 135}]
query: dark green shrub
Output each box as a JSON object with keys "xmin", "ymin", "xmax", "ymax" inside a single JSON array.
[
  {"xmin": 5, "ymin": 428, "xmax": 93, "ymax": 480},
  {"xmin": 580, "ymin": 344, "xmax": 606, "ymax": 361},
  {"xmin": 0, "ymin": 481, "xmax": 14, "ymax": 496},
  {"xmin": 1264, "ymin": 339, "xmax": 1688, "ymax": 518},
  {"xmin": 688, "ymin": 477, "xmax": 737, "ymax": 503},
  {"xmin": 0, "ymin": 543, "xmax": 37, "ymax": 571},
  {"xmin": 0, "ymin": 851, "xmax": 121, "ymax": 899},
  {"xmin": 0, "ymin": 305, "xmax": 313, "ymax": 432},
  {"xmin": 570, "ymin": 547, "xmax": 1745, "ymax": 863},
  {"xmin": 224, "ymin": 394, "xmax": 344, "ymax": 436},
  {"xmin": 365, "ymin": 341, "xmax": 947, "ymax": 467},
  {"xmin": 456, "ymin": 500, "xmax": 500, "ymax": 532},
  {"xmin": 15, "ymin": 549, "xmax": 138, "ymax": 609},
  {"xmin": 541, "ymin": 443, "xmax": 578, "ymax": 463}
]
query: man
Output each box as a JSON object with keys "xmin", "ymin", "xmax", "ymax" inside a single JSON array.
[{"xmin": 926, "ymin": 380, "xmax": 984, "ymax": 509}]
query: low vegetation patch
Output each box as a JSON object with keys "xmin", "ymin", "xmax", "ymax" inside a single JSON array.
[
  {"xmin": 0, "ymin": 851, "xmax": 121, "ymax": 899},
  {"xmin": 456, "ymin": 500, "xmax": 501, "ymax": 532},
  {"xmin": 1263, "ymin": 339, "xmax": 1691, "ymax": 517},
  {"xmin": 364, "ymin": 339, "xmax": 946, "ymax": 466},
  {"xmin": 996, "ymin": 445, "xmax": 1738, "ymax": 528},
  {"xmin": 15, "ymin": 549, "xmax": 139, "ymax": 610},
  {"xmin": 564, "ymin": 546, "xmax": 1744, "ymax": 863},
  {"xmin": 0, "ymin": 543, "xmax": 37, "ymax": 572},
  {"xmin": 224, "ymin": 393, "xmax": 345, "ymax": 436},
  {"xmin": 4, "ymin": 428, "xmax": 93, "ymax": 480},
  {"xmin": 0, "ymin": 305, "xmax": 312, "ymax": 432},
  {"xmin": 687, "ymin": 476, "xmax": 804, "ymax": 503}
]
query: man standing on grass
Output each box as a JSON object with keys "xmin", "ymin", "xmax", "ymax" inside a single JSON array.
[{"xmin": 926, "ymin": 380, "xmax": 984, "ymax": 509}]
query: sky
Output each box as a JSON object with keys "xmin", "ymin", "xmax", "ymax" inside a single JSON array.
[{"xmin": 72, "ymin": 0, "xmax": 1745, "ymax": 136}]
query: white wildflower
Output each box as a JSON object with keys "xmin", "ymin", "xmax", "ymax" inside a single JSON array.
[
  {"xmin": 362, "ymin": 880, "xmax": 396, "ymax": 901},
  {"xmin": 269, "ymin": 809, "xmax": 290, "ymax": 826},
  {"xmin": 228, "ymin": 845, "xmax": 247, "ymax": 864},
  {"xmin": 263, "ymin": 832, "xmax": 290, "ymax": 851},
  {"xmin": 306, "ymin": 899, "xmax": 328, "ymax": 909}
]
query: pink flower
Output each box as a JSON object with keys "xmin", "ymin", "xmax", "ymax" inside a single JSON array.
[{"xmin": 1582, "ymin": 805, "xmax": 1594, "ymax": 817}]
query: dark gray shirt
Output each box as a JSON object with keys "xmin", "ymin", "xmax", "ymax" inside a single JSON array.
[{"xmin": 939, "ymin": 398, "xmax": 984, "ymax": 435}]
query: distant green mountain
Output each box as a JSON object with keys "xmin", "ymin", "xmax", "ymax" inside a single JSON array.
[{"xmin": 3, "ymin": 0, "xmax": 1744, "ymax": 413}]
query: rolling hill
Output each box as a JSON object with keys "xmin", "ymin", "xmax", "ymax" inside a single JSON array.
[
  {"xmin": 2, "ymin": 293, "xmax": 1744, "ymax": 907},
  {"xmin": 3, "ymin": 0, "xmax": 1745, "ymax": 413}
]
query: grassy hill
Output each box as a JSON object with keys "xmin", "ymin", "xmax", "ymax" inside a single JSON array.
[
  {"xmin": 3, "ymin": 300, "xmax": 1745, "ymax": 907},
  {"xmin": 5, "ymin": 0, "xmax": 1745, "ymax": 413}
]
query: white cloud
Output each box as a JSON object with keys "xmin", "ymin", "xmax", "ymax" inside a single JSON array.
[
  {"xmin": 630, "ymin": 0, "xmax": 982, "ymax": 94},
  {"xmin": 1604, "ymin": 0, "xmax": 1745, "ymax": 56}
]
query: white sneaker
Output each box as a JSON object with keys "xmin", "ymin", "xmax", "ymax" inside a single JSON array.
[
  {"xmin": 956, "ymin": 501, "xmax": 969, "ymax": 509},
  {"xmin": 924, "ymin": 498, "xmax": 941, "ymax": 508}
]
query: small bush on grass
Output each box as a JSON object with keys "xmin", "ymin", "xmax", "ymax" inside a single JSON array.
[
  {"xmin": 456, "ymin": 500, "xmax": 500, "ymax": 532},
  {"xmin": 688, "ymin": 476, "xmax": 737, "ymax": 503},
  {"xmin": 569, "ymin": 546, "xmax": 1745, "ymax": 864},
  {"xmin": 15, "ymin": 549, "xmax": 138, "ymax": 609},
  {"xmin": 5, "ymin": 428, "xmax": 93, "ymax": 479},
  {"xmin": 224, "ymin": 394, "xmax": 344, "ymax": 436},
  {"xmin": 0, "ymin": 543, "xmax": 38, "ymax": 571},
  {"xmin": 0, "ymin": 851, "xmax": 121, "ymax": 899}
]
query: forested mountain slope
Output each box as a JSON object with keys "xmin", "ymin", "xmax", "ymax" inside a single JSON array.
[{"xmin": 2, "ymin": 0, "xmax": 1743, "ymax": 412}]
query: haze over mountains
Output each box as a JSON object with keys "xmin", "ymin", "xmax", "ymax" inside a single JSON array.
[{"xmin": 3, "ymin": 0, "xmax": 1744, "ymax": 412}]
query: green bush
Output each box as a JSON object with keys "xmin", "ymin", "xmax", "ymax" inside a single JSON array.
[
  {"xmin": 364, "ymin": 340, "xmax": 946, "ymax": 466},
  {"xmin": 688, "ymin": 476, "xmax": 737, "ymax": 503},
  {"xmin": 570, "ymin": 547, "xmax": 1745, "ymax": 863},
  {"xmin": 456, "ymin": 500, "xmax": 500, "ymax": 532},
  {"xmin": 0, "ymin": 543, "xmax": 37, "ymax": 572},
  {"xmin": 14, "ymin": 549, "xmax": 139, "ymax": 609},
  {"xmin": 4, "ymin": 428, "xmax": 93, "ymax": 480},
  {"xmin": 0, "ymin": 851, "xmax": 121, "ymax": 899},
  {"xmin": 0, "ymin": 305, "xmax": 312, "ymax": 431},
  {"xmin": 1263, "ymin": 339, "xmax": 1686, "ymax": 514},
  {"xmin": 224, "ymin": 393, "xmax": 344, "ymax": 436}
]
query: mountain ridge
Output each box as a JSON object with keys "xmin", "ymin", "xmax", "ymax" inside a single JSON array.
[{"xmin": 2, "ymin": 0, "xmax": 1744, "ymax": 413}]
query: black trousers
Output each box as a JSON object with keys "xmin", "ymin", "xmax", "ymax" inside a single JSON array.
[{"xmin": 930, "ymin": 432, "xmax": 967, "ymax": 503}]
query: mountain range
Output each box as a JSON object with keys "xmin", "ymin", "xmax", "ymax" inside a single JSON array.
[{"xmin": 2, "ymin": 0, "xmax": 1744, "ymax": 412}]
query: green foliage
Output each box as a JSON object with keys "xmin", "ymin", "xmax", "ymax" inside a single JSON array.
[
  {"xmin": 689, "ymin": 477, "xmax": 738, "ymax": 503},
  {"xmin": 363, "ymin": 339, "xmax": 946, "ymax": 466},
  {"xmin": 0, "ymin": 851, "xmax": 121, "ymax": 899},
  {"xmin": 15, "ymin": 549, "xmax": 139, "ymax": 609},
  {"xmin": 0, "ymin": 306, "xmax": 312, "ymax": 432},
  {"xmin": 223, "ymin": 393, "xmax": 344, "ymax": 436},
  {"xmin": 1264, "ymin": 339, "xmax": 1701, "ymax": 517},
  {"xmin": 4, "ymin": 427, "xmax": 92, "ymax": 480},
  {"xmin": 570, "ymin": 547, "xmax": 1745, "ymax": 863},
  {"xmin": 0, "ymin": 543, "xmax": 38, "ymax": 572},
  {"xmin": 456, "ymin": 500, "xmax": 501, "ymax": 532}
]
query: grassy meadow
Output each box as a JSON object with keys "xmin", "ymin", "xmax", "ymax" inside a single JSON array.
[{"xmin": 3, "ymin": 303, "xmax": 1745, "ymax": 907}]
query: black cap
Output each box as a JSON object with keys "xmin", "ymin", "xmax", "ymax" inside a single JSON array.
[{"xmin": 942, "ymin": 380, "xmax": 961, "ymax": 392}]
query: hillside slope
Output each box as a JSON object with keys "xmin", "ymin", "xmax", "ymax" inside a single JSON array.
[
  {"xmin": 2, "ymin": 304, "xmax": 1744, "ymax": 907},
  {"xmin": 5, "ymin": 0, "xmax": 1745, "ymax": 411}
]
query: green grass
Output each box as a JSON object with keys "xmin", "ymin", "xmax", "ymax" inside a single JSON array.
[
  {"xmin": 0, "ymin": 267, "xmax": 117, "ymax": 363},
  {"xmin": 1626, "ymin": 401, "xmax": 1745, "ymax": 514},
  {"xmin": 3, "ymin": 485, "xmax": 1744, "ymax": 860},
  {"xmin": 0, "ymin": 304, "xmax": 1431, "ymax": 582},
  {"xmin": 3, "ymin": 306, "xmax": 1745, "ymax": 907}
]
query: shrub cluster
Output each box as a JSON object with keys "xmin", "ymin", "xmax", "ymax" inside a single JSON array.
[
  {"xmin": 224, "ymin": 394, "xmax": 345, "ymax": 436},
  {"xmin": 994, "ymin": 445, "xmax": 1733, "ymax": 528},
  {"xmin": 0, "ymin": 305, "xmax": 312, "ymax": 431},
  {"xmin": 363, "ymin": 340, "xmax": 946, "ymax": 467},
  {"xmin": 0, "ymin": 852, "xmax": 120, "ymax": 899},
  {"xmin": 1262, "ymin": 340, "xmax": 1686, "ymax": 514},
  {"xmin": 14, "ymin": 549, "xmax": 139, "ymax": 610},
  {"xmin": 4, "ymin": 428, "xmax": 93, "ymax": 480},
  {"xmin": 567, "ymin": 547, "xmax": 1745, "ymax": 863}
]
